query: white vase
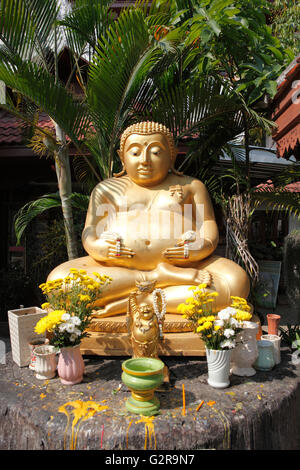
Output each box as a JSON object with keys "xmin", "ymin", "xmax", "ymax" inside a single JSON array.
[
  {"xmin": 231, "ymin": 321, "xmax": 258, "ymax": 376},
  {"xmin": 206, "ymin": 347, "xmax": 232, "ymax": 389},
  {"xmin": 261, "ymin": 334, "xmax": 281, "ymax": 364},
  {"xmin": 34, "ymin": 345, "xmax": 57, "ymax": 380},
  {"xmin": 8, "ymin": 306, "xmax": 47, "ymax": 367}
]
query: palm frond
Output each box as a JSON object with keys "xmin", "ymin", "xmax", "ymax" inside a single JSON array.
[
  {"xmin": 68, "ymin": 192, "xmax": 90, "ymax": 211},
  {"xmin": 14, "ymin": 193, "xmax": 62, "ymax": 244},
  {"xmin": 252, "ymin": 186, "xmax": 300, "ymax": 219},
  {"xmin": 87, "ymin": 7, "xmax": 169, "ymax": 175},
  {"xmin": 59, "ymin": 0, "xmax": 115, "ymax": 59},
  {"xmin": 0, "ymin": 0, "xmax": 59, "ymax": 67},
  {"xmin": 72, "ymin": 154, "xmax": 99, "ymax": 193},
  {"xmin": 0, "ymin": 61, "xmax": 90, "ymax": 146}
]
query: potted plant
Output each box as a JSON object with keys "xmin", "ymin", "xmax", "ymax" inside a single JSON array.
[
  {"xmin": 34, "ymin": 269, "xmax": 112, "ymax": 385},
  {"xmin": 177, "ymin": 284, "xmax": 250, "ymax": 388}
]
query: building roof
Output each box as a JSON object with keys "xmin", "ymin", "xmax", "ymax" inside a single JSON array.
[
  {"xmin": 255, "ymin": 179, "xmax": 300, "ymax": 193},
  {"xmin": 0, "ymin": 110, "xmax": 53, "ymax": 145},
  {"xmin": 271, "ymin": 55, "xmax": 300, "ymax": 160}
]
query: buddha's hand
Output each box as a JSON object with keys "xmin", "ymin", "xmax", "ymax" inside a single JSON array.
[
  {"xmin": 163, "ymin": 231, "xmax": 198, "ymax": 260},
  {"xmin": 99, "ymin": 231, "xmax": 135, "ymax": 259}
]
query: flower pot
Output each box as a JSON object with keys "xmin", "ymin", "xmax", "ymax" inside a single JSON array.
[
  {"xmin": 8, "ymin": 306, "xmax": 47, "ymax": 367},
  {"xmin": 267, "ymin": 314, "xmax": 281, "ymax": 336},
  {"xmin": 206, "ymin": 348, "xmax": 232, "ymax": 389},
  {"xmin": 261, "ymin": 334, "xmax": 281, "ymax": 365},
  {"xmin": 57, "ymin": 344, "xmax": 85, "ymax": 385},
  {"xmin": 28, "ymin": 338, "xmax": 49, "ymax": 370},
  {"xmin": 231, "ymin": 321, "xmax": 258, "ymax": 377},
  {"xmin": 121, "ymin": 357, "xmax": 165, "ymax": 416},
  {"xmin": 34, "ymin": 345, "xmax": 57, "ymax": 380},
  {"xmin": 254, "ymin": 340, "xmax": 275, "ymax": 371}
]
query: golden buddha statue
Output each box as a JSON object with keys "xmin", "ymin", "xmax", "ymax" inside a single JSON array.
[{"xmin": 47, "ymin": 121, "xmax": 250, "ymax": 354}]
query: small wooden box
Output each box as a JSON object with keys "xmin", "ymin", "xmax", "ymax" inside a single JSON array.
[{"xmin": 8, "ymin": 307, "xmax": 46, "ymax": 367}]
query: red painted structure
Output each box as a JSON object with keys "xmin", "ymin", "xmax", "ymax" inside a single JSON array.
[{"xmin": 271, "ymin": 55, "xmax": 300, "ymax": 160}]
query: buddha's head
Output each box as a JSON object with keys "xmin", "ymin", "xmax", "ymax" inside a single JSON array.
[{"xmin": 116, "ymin": 121, "xmax": 181, "ymax": 186}]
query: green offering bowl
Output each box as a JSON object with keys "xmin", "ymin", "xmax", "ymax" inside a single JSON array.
[{"xmin": 121, "ymin": 357, "xmax": 165, "ymax": 416}]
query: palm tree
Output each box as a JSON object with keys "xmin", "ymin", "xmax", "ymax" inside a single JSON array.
[{"xmin": 0, "ymin": 0, "xmax": 93, "ymax": 259}]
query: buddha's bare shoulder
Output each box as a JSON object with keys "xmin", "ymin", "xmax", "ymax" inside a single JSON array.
[
  {"xmin": 91, "ymin": 176, "xmax": 132, "ymax": 197},
  {"xmin": 167, "ymin": 174, "xmax": 207, "ymax": 191}
]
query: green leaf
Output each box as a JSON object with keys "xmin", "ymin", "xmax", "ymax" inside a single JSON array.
[
  {"xmin": 207, "ymin": 19, "xmax": 221, "ymax": 36},
  {"xmin": 14, "ymin": 193, "xmax": 62, "ymax": 244},
  {"xmin": 267, "ymin": 45, "xmax": 283, "ymax": 62},
  {"xmin": 264, "ymin": 80, "xmax": 278, "ymax": 97}
]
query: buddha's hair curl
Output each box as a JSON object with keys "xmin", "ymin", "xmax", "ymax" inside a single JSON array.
[{"xmin": 119, "ymin": 121, "xmax": 176, "ymax": 161}]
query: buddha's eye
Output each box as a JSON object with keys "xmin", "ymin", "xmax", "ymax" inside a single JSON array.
[
  {"xmin": 151, "ymin": 147, "xmax": 161, "ymax": 156},
  {"xmin": 130, "ymin": 147, "xmax": 141, "ymax": 157}
]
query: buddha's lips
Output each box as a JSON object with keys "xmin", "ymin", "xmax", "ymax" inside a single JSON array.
[{"xmin": 137, "ymin": 168, "xmax": 152, "ymax": 174}]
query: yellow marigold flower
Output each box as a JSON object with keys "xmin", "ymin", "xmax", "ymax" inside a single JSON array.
[
  {"xmin": 79, "ymin": 294, "xmax": 91, "ymax": 302},
  {"xmin": 197, "ymin": 283, "xmax": 207, "ymax": 289},
  {"xmin": 202, "ymin": 321, "xmax": 213, "ymax": 330},
  {"xmin": 186, "ymin": 297, "xmax": 197, "ymax": 304},
  {"xmin": 235, "ymin": 311, "xmax": 252, "ymax": 322},
  {"xmin": 197, "ymin": 325, "xmax": 205, "ymax": 332},
  {"xmin": 230, "ymin": 296, "xmax": 247, "ymax": 303},
  {"xmin": 34, "ymin": 310, "xmax": 65, "ymax": 334},
  {"xmin": 177, "ymin": 303, "xmax": 190, "ymax": 314},
  {"xmin": 87, "ymin": 284, "xmax": 97, "ymax": 290},
  {"xmin": 206, "ymin": 315, "xmax": 216, "ymax": 322},
  {"xmin": 214, "ymin": 325, "xmax": 221, "ymax": 331},
  {"xmin": 41, "ymin": 302, "xmax": 51, "ymax": 310},
  {"xmin": 188, "ymin": 286, "xmax": 197, "ymax": 291}
]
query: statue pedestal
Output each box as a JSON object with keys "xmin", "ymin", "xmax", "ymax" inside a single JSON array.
[
  {"xmin": 81, "ymin": 313, "xmax": 207, "ymax": 356},
  {"xmin": 80, "ymin": 313, "xmax": 261, "ymax": 357},
  {"xmin": 80, "ymin": 330, "xmax": 206, "ymax": 356}
]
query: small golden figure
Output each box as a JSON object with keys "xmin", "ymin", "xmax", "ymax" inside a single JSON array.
[{"xmin": 127, "ymin": 280, "xmax": 165, "ymax": 359}]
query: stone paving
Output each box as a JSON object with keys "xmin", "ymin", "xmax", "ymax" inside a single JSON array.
[{"xmin": 0, "ymin": 332, "xmax": 300, "ymax": 450}]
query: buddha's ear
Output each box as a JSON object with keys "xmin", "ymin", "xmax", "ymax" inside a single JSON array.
[{"xmin": 113, "ymin": 149, "xmax": 126, "ymax": 177}]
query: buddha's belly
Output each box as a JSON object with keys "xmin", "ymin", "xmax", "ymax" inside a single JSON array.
[{"xmin": 104, "ymin": 209, "xmax": 194, "ymax": 270}]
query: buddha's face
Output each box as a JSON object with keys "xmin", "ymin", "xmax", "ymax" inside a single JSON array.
[{"xmin": 121, "ymin": 132, "xmax": 173, "ymax": 186}]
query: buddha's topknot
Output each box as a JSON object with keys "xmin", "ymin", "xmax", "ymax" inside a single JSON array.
[{"xmin": 119, "ymin": 121, "xmax": 176, "ymax": 161}]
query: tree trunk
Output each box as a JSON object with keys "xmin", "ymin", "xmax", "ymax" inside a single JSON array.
[{"xmin": 54, "ymin": 123, "xmax": 78, "ymax": 260}]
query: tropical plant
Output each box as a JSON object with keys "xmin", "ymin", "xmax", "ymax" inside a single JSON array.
[
  {"xmin": 270, "ymin": 0, "xmax": 300, "ymax": 57},
  {"xmin": 0, "ymin": 0, "xmax": 92, "ymax": 259},
  {"xmin": 283, "ymin": 230, "xmax": 300, "ymax": 322},
  {"xmin": 279, "ymin": 324, "xmax": 300, "ymax": 350}
]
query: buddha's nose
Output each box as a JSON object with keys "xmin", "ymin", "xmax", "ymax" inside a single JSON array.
[{"xmin": 140, "ymin": 148, "xmax": 150, "ymax": 164}]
